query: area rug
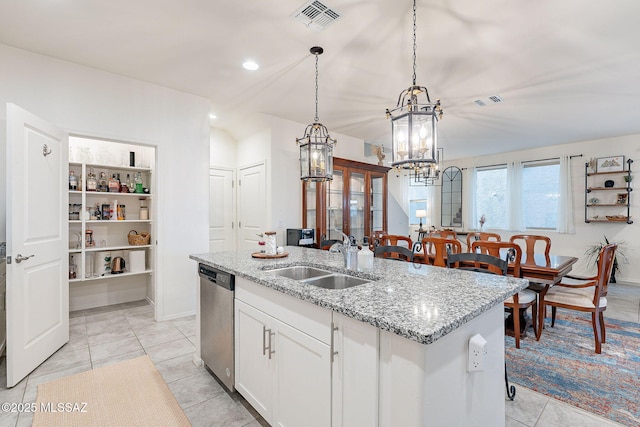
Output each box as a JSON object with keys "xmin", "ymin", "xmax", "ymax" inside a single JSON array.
[
  {"xmin": 505, "ymin": 312, "xmax": 640, "ymax": 426},
  {"xmin": 32, "ymin": 355, "xmax": 190, "ymax": 427}
]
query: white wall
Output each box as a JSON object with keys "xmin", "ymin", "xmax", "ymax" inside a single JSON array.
[
  {"xmin": 0, "ymin": 121, "xmax": 5, "ymax": 243},
  {"xmin": 210, "ymin": 128, "xmax": 236, "ymax": 168},
  {"xmin": 449, "ymin": 134, "xmax": 639, "ymax": 283},
  {"xmin": 1, "ymin": 44, "xmax": 211, "ymax": 319}
]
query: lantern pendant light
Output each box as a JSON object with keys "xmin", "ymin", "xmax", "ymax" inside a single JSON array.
[
  {"xmin": 386, "ymin": 0, "xmax": 443, "ymax": 173},
  {"xmin": 297, "ymin": 46, "xmax": 337, "ymax": 182}
]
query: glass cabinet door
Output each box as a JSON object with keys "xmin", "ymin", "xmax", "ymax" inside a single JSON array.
[
  {"xmin": 305, "ymin": 181, "xmax": 317, "ymax": 231},
  {"xmin": 349, "ymin": 172, "xmax": 366, "ymax": 243},
  {"xmin": 370, "ymin": 175, "xmax": 384, "ymax": 237},
  {"xmin": 325, "ymin": 169, "xmax": 344, "ymax": 241}
]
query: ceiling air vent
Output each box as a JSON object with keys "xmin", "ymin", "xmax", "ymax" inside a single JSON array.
[
  {"xmin": 474, "ymin": 95, "xmax": 504, "ymax": 107},
  {"xmin": 293, "ymin": 1, "xmax": 341, "ymax": 32}
]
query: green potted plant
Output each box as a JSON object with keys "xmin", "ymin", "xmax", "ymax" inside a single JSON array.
[{"xmin": 585, "ymin": 235, "xmax": 628, "ymax": 283}]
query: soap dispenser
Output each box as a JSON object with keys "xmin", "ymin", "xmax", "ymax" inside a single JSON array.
[{"xmin": 358, "ymin": 237, "xmax": 374, "ymax": 272}]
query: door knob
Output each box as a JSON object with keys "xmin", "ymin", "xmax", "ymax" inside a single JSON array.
[{"xmin": 15, "ymin": 254, "xmax": 35, "ymax": 263}]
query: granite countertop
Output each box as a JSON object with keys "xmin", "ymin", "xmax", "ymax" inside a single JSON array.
[{"xmin": 190, "ymin": 246, "xmax": 528, "ymax": 345}]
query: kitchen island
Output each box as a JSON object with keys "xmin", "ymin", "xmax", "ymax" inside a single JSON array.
[{"xmin": 191, "ymin": 246, "xmax": 527, "ymax": 427}]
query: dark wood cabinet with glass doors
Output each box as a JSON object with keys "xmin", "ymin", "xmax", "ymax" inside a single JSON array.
[{"xmin": 303, "ymin": 158, "xmax": 390, "ymax": 246}]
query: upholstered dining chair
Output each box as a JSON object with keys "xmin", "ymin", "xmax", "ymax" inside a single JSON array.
[
  {"xmin": 374, "ymin": 245, "xmax": 414, "ymax": 262},
  {"xmin": 538, "ymin": 243, "xmax": 617, "ymax": 354},
  {"xmin": 471, "ymin": 240, "xmax": 537, "ymax": 349},
  {"xmin": 466, "ymin": 232, "xmax": 501, "ymax": 253},
  {"xmin": 509, "ymin": 234, "xmax": 551, "ymax": 266},
  {"xmin": 420, "ymin": 236, "xmax": 462, "ymax": 267}
]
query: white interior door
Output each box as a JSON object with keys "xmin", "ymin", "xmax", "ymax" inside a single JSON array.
[
  {"xmin": 209, "ymin": 167, "xmax": 235, "ymax": 252},
  {"xmin": 238, "ymin": 163, "xmax": 266, "ymax": 250},
  {"xmin": 6, "ymin": 104, "xmax": 69, "ymax": 387}
]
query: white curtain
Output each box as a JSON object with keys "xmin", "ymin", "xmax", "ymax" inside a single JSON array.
[
  {"xmin": 426, "ymin": 183, "xmax": 438, "ymax": 228},
  {"xmin": 558, "ymin": 155, "xmax": 575, "ymax": 233},
  {"xmin": 463, "ymin": 167, "xmax": 478, "ymax": 230},
  {"xmin": 507, "ymin": 161, "xmax": 524, "ymax": 231}
]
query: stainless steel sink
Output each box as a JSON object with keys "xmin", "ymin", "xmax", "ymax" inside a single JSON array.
[
  {"xmin": 302, "ymin": 274, "xmax": 370, "ymax": 290},
  {"xmin": 268, "ymin": 266, "xmax": 333, "ymax": 280}
]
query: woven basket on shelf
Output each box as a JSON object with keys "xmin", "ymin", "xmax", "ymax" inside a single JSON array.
[{"xmin": 128, "ymin": 230, "xmax": 151, "ymax": 246}]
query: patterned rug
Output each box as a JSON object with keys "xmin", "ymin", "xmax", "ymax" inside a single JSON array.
[{"xmin": 505, "ymin": 312, "xmax": 640, "ymax": 426}]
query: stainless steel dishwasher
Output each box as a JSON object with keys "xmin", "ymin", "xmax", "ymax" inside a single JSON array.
[{"xmin": 199, "ymin": 263, "xmax": 235, "ymax": 391}]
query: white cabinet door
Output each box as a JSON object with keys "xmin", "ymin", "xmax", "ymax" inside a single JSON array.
[
  {"xmin": 332, "ymin": 312, "xmax": 379, "ymax": 427},
  {"xmin": 272, "ymin": 318, "xmax": 331, "ymax": 427},
  {"xmin": 235, "ymin": 300, "xmax": 274, "ymax": 421}
]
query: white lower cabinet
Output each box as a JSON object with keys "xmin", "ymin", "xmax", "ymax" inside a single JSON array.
[
  {"xmin": 331, "ymin": 312, "xmax": 379, "ymax": 427},
  {"xmin": 235, "ymin": 278, "xmax": 332, "ymax": 427}
]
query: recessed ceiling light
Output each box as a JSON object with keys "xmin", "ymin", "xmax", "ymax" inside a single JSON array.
[
  {"xmin": 242, "ymin": 60, "xmax": 259, "ymax": 71},
  {"xmin": 209, "ymin": 113, "xmax": 217, "ymax": 119}
]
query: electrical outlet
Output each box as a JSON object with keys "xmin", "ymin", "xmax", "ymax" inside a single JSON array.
[{"xmin": 468, "ymin": 333, "xmax": 488, "ymax": 372}]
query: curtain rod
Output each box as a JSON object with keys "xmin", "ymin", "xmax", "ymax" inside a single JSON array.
[{"xmin": 474, "ymin": 154, "xmax": 583, "ymax": 169}]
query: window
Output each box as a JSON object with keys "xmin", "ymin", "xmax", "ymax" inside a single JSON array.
[
  {"xmin": 409, "ymin": 183, "xmax": 429, "ymax": 225},
  {"xmin": 475, "ymin": 166, "xmax": 508, "ymax": 229},
  {"xmin": 522, "ymin": 161, "xmax": 560, "ymax": 229},
  {"xmin": 473, "ymin": 160, "xmax": 560, "ymax": 231}
]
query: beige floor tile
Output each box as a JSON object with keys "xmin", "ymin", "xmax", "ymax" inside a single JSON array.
[
  {"xmin": 536, "ymin": 399, "xmax": 627, "ymax": 426},
  {"xmin": 505, "ymin": 417, "xmax": 529, "ymax": 427},
  {"xmin": 505, "ymin": 386, "xmax": 548, "ymax": 426},
  {"xmin": 91, "ymin": 349, "xmax": 147, "ymax": 369},
  {"xmin": 167, "ymin": 370, "xmax": 226, "ymax": 410},
  {"xmin": 183, "ymin": 392, "xmax": 255, "ymax": 427},
  {"xmin": 85, "ymin": 316, "xmax": 131, "ymax": 336},
  {"xmin": 84, "ymin": 308, "xmax": 126, "ymax": 324},
  {"xmin": 29, "ymin": 346, "xmax": 91, "ymax": 379},
  {"xmin": 23, "ymin": 363, "xmax": 92, "ymax": 403},
  {"xmin": 87, "ymin": 328, "xmax": 136, "ymax": 347},
  {"xmin": 155, "ymin": 354, "xmax": 203, "ymax": 384},
  {"xmin": 89, "ymin": 336, "xmax": 143, "ymax": 362},
  {"xmin": 136, "ymin": 326, "xmax": 186, "ymax": 349},
  {"xmin": 145, "ymin": 337, "xmax": 195, "ymax": 364}
]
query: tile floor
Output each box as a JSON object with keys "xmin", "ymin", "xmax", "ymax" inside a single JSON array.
[{"xmin": 0, "ymin": 283, "xmax": 638, "ymax": 427}]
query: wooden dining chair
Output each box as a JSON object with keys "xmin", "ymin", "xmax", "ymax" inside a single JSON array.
[
  {"xmin": 509, "ymin": 234, "xmax": 551, "ymax": 266},
  {"xmin": 374, "ymin": 245, "xmax": 414, "ymax": 262},
  {"xmin": 429, "ymin": 229, "xmax": 458, "ymax": 240},
  {"xmin": 420, "ymin": 236, "xmax": 462, "ymax": 267},
  {"xmin": 538, "ymin": 243, "xmax": 617, "ymax": 354},
  {"xmin": 446, "ymin": 252, "xmax": 508, "ymax": 275},
  {"xmin": 471, "ymin": 240, "xmax": 537, "ymax": 349},
  {"xmin": 379, "ymin": 234, "xmax": 413, "ymax": 249},
  {"xmin": 320, "ymin": 239, "xmax": 341, "ymax": 250},
  {"xmin": 466, "ymin": 232, "xmax": 501, "ymax": 253}
]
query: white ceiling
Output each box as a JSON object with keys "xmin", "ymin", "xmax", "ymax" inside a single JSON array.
[{"xmin": 2, "ymin": 0, "xmax": 639, "ymax": 160}]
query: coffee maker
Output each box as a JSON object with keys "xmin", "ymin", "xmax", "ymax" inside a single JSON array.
[{"xmin": 286, "ymin": 228, "xmax": 315, "ymax": 247}]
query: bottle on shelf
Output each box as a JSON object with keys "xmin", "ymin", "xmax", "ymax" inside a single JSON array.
[
  {"xmin": 128, "ymin": 174, "xmax": 136, "ymax": 193},
  {"xmin": 109, "ymin": 174, "xmax": 119, "ymax": 192},
  {"xmin": 134, "ymin": 172, "xmax": 144, "ymax": 193},
  {"xmin": 139, "ymin": 198, "xmax": 149, "ymax": 220},
  {"xmin": 86, "ymin": 168, "xmax": 97, "ymax": 192},
  {"xmin": 98, "ymin": 172, "xmax": 108, "ymax": 192},
  {"xmin": 69, "ymin": 170, "xmax": 78, "ymax": 190}
]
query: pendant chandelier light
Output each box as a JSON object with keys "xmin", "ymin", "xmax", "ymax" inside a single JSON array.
[
  {"xmin": 297, "ymin": 46, "xmax": 337, "ymax": 182},
  {"xmin": 412, "ymin": 148, "xmax": 443, "ymax": 186},
  {"xmin": 386, "ymin": 0, "xmax": 443, "ymax": 173}
]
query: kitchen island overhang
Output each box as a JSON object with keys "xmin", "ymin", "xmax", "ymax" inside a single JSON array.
[{"xmin": 190, "ymin": 246, "xmax": 527, "ymax": 346}]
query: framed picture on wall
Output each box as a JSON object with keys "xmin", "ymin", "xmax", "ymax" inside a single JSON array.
[{"xmin": 596, "ymin": 155, "xmax": 625, "ymax": 172}]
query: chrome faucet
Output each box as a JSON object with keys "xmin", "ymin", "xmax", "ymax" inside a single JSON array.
[{"xmin": 334, "ymin": 229, "xmax": 357, "ymax": 269}]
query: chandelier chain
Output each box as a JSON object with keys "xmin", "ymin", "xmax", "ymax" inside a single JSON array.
[
  {"xmin": 314, "ymin": 53, "xmax": 319, "ymax": 123},
  {"xmin": 412, "ymin": 0, "xmax": 417, "ymax": 86}
]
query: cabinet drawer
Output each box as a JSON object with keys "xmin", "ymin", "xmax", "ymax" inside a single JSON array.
[{"xmin": 235, "ymin": 276, "xmax": 332, "ymax": 344}]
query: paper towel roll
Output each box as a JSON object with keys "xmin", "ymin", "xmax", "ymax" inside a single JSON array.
[{"xmin": 129, "ymin": 250, "xmax": 146, "ymax": 273}]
